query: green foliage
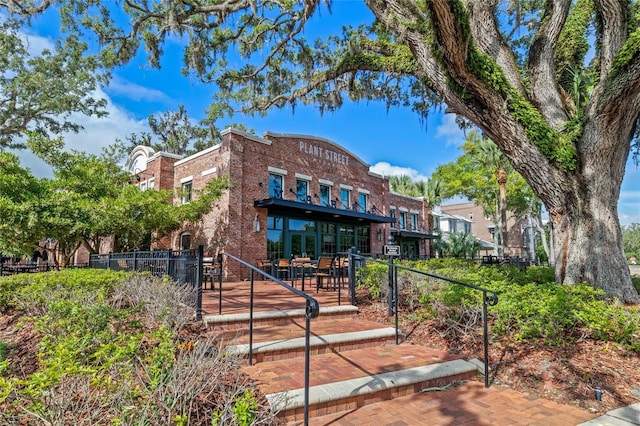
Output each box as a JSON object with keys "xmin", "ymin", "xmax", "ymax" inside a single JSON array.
[
  {"xmin": 358, "ymin": 262, "xmax": 388, "ymax": 299},
  {"xmin": 0, "ymin": 19, "xmax": 108, "ymax": 150},
  {"xmin": 357, "ymin": 259, "xmax": 640, "ymax": 350},
  {"xmin": 0, "ymin": 140, "xmax": 230, "ymax": 260},
  {"xmin": 232, "ymin": 390, "xmax": 259, "ymax": 426},
  {"xmin": 0, "ymin": 269, "xmax": 274, "ymax": 425},
  {"xmin": 632, "ymin": 276, "xmax": 640, "ymax": 294},
  {"xmin": 622, "ymin": 223, "xmax": 640, "ymax": 260},
  {"xmin": 610, "ymin": 28, "xmax": 640, "ymax": 79}
]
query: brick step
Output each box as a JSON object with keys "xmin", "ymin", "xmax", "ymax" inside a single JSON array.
[
  {"xmin": 227, "ymin": 326, "xmax": 397, "ymax": 363},
  {"xmin": 203, "ymin": 305, "xmax": 358, "ymax": 331},
  {"xmin": 243, "ymin": 344, "xmax": 478, "ymax": 422}
]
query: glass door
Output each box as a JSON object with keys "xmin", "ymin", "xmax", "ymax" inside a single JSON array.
[{"xmin": 289, "ymin": 231, "xmax": 317, "ymax": 259}]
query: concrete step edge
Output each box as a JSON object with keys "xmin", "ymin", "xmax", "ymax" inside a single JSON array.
[
  {"xmin": 227, "ymin": 327, "xmax": 397, "ymax": 355},
  {"xmin": 266, "ymin": 359, "xmax": 477, "ymax": 412},
  {"xmin": 203, "ymin": 305, "xmax": 358, "ymax": 325}
]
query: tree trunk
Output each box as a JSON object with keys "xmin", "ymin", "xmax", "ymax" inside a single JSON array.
[{"xmin": 550, "ymin": 183, "xmax": 638, "ymax": 303}]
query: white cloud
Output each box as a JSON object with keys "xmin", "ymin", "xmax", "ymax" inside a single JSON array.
[
  {"xmin": 434, "ymin": 113, "xmax": 466, "ymax": 147},
  {"xmin": 15, "ymin": 86, "xmax": 150, "ymax": 178},
  {"xmin": 369, "ymin": 162, "xmax": 429, "ymax": 182},
  {"xmin": 106, "ymin": 76, "xmax": 171, "ymax": 103},
  {"xmin": 19, "ymin": 30, "xmax": 54, "ymax": 55}
]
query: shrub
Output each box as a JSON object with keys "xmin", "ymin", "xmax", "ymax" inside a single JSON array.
[
  {"xmin": 0, "ymin": 269, "xmax": 278, "ymax": 425},
  {"xmin": 632, "ymin": 276, "xmax": 640, "ymax": 294},
  {"xmin": 357, "ymin": 259, "xmax": 640, "ymax": 351}
]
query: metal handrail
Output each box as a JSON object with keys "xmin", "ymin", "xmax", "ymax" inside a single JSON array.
[
  {"xmin": 218, "ymin": 253, "xmax": 319, "ymax": 426},
  {"xmin": 348, "ymin": 253, "xmax": 498, "ymax": 388}
]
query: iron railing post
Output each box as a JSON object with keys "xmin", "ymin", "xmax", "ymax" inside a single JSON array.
[
  {"xmin": 196, "ymin": 245, "xmax": 203, "ymax": 321},
  {"xmin": 217, "ymin": 253, "xmax": 223, "ymax": 315},
  {"xmin": 304, "ymin": 307, "xmax": 311, "ymax": 426},
  {"xmin": 394, "ymin": 262, "xmax": 399, "ymax": 345},
  {"xmin": 249, "ymin": 268, "xmax": 255, "ymax": 366},
  {"xmin": 132, "ymin": 249, "xmax": 138, "ymax": 271},
  {"xmin": 483, "ymin": 290, "xmax": 490, "ymax": 388}
]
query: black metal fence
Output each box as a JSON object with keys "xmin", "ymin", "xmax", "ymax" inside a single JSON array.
[{"xmin": 89, "ymin": 246, "xmax": 205, "ymax": 320}]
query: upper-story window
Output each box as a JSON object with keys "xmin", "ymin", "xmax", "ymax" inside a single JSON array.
[
  {"xmin": 411, "ymin": 213, "xmax": 418, "ymax": 231},
  {"xmin": 140, "ymin": 181, "xmax": 147, "ymax": 191},
  {"xmin": 269, "ymin": 173, "xmax": 283, "ymax": 198},
  {"xmin": 340, "ymin": 188, "xmax": 350, "ymax": 210},
  {"xmin": 147, "ymin": 178, "xmax": 155, "ymax": 190},
  {"xmin": 390, "ymin": 207, "xmax": 397, "ymax": 228},
  {"xmin": 399, "ymin": 211, "xmax": 407, "ymax": 230},
  {"xmin": 319, "ymin": 184, "xmax": 331, "ymax": 206},
  {"xmin": 296, "ymin": 179, "xmax": 308, "ymax": 202},
  {"xmin": 181, "ymin": 181, "xmax": 192, "ymax": 204},
  {"xmin": 358, "ymin": 192, "xmax": 368, "ymax": 213}
]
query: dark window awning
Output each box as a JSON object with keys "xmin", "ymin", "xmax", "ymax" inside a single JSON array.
[
  {"xmin": 254, "ymin": 198, "xmax": 395, "ymax": 224},
  {"xmin": 391, "ymin": 229, "xmax": 439, "ymax": 240}
]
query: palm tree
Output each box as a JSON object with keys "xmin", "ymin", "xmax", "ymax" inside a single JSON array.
[
  {"xmin": 389, "ymin": 175, "xmax": 415, "ymax": 196},
  {"xmin": 474, "ymin": 135, "xmax": 511, "ymax": 257},
  {"xmin": 414, "ymin": 177, "xmax": 442, "ymax": 208}
]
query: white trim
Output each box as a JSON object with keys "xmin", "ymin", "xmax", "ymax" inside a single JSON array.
[
  {"xmin": 201, "ymin": 167, "xmax": 217, "ymax": 177},
  {"xmin": 357, "ymin": 188, "xmax": 370, "ymax": 194},
  {"xmin": 180, "ymin": 175, "xmax": 193, "ymax": 184},
  {"xmin": 174, "ymin": 144, "xmax": 221, "ymax": 166},
  {"xmin": 399, "ymin": 207, "xmax": 409, "ymax": 212},
  {"xmin": 390, "ymin": 205, "xmax": 397, "ymax": 210},
  {"xmin": 268, "ymin": 166, "xmax": 288, "ymax": 175},
  {"xmin": 295, "ymin": 173, "xmax": 312, "ymax": 181},
  {"xmin": 319, "ymin": 179, "xmax": 334, "ymax": 186},
  {"xmin": 222, "ymin": 127, "xmax": 272, "ymax": 145},
  {"xmin": 410, "ymin": 209, "xmax": 420, "ymax": 214},
  {"xmin": 339, "ymin": 184, "xmax": 353, "ymax": 190}
]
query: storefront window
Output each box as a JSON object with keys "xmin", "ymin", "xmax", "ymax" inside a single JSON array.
[
  {"xmin": 269, "ymin": 173, "xmax": 283, "ymax": 198},
  {"xmin": 267, "ymin": 216, "xmax": 284, "ymax": 260},
  {"xmin": 289, "ymin": 219, "xmax": 316, "ymax": 232},
  {"xmin": 356, "ymin": 226, "xmax": 370, "ymax": 255},
  {"xmin": 339, "ymin": 224, "xmax": 355, "ymax": 252},
  {"xmin": 320, "ymin": 223, "xmax": 336, "ymax": 256}
]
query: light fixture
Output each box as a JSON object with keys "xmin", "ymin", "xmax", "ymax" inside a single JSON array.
[{"xmin": 253, "ymin": 214, "xmax": 261, "ymax": 232}]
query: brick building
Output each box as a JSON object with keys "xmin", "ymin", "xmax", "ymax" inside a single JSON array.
[{"xmin": 124, "ymin": 128, "xmax": 436, "ymax": 279}]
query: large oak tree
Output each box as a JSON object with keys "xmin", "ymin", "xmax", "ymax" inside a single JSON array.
[{"xmin": 3, "ymin": 0, "xmax": 639, "ymax": 302}]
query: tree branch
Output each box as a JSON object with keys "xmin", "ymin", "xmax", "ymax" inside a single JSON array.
[
  {"xmin": 527, "ymin": 0, "xmax": 571, "ymax": 129},
  {"xmin": 594, "ymin": 0, "xmax": 628, "ymax": 79},
  {"xmin": 465, "ymin": 0, "xmax": 526, "ymax": 96}
]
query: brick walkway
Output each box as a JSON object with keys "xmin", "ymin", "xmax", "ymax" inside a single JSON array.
[
  {"xmin": 304, "ymin": 380, "xmax": 594, "ymax": 426},
  {"xmin": 201, "ymin": 280, "xmax": 597, "ymax": 426}
]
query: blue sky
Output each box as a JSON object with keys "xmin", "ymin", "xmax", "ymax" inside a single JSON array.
[{"xmin": 14, "ymin": 1, "xmax": 640, "ymax": 226}]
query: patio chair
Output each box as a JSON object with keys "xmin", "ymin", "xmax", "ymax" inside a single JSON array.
[
  {"xmin": 275, "ymin": 258, "xmax": 290, "ymax": 280},
  {"xmin": 315, "ymin": 256, "xmax": 335, "ymax": 292}
]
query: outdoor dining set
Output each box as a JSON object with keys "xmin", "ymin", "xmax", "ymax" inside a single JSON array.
[{"xmin": 256, "ymin": 256, "xmax": 350, "ymax": 292}]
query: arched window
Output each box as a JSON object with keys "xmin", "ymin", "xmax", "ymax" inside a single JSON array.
[{"xmin": 180, "ymin": 233, "xmax": 191, "ymax": 250}]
